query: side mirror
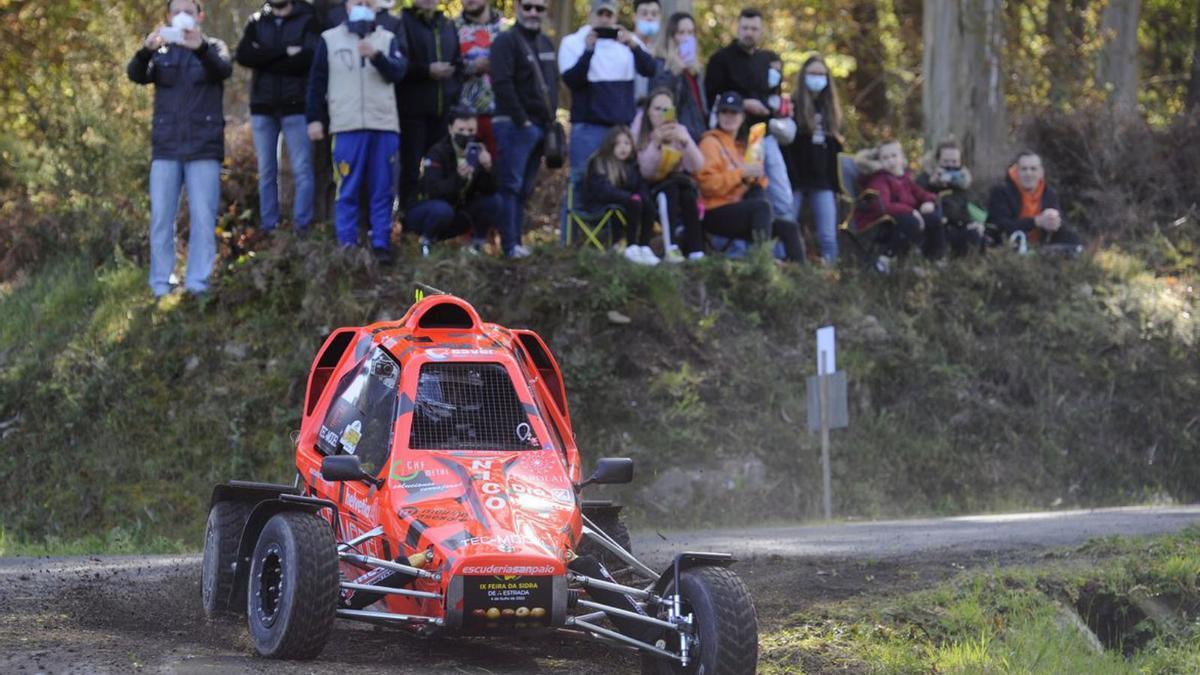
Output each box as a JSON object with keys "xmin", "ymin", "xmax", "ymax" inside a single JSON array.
[
  {"xmin": 578, "ymin": 457, "xmax": 634, "ymax": 488},
  {"xmin": 321, "ymin": 455, "xmax": 378, "ymax": 486}
]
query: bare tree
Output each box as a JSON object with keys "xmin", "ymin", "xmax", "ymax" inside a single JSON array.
[
  {"xmin": 1096, "ymin": 0, "xmax": 1142, "ymax": 113},
  {"xmin": 1188, "ymin": 0, "xmax": 1200, "ymax": 111}
]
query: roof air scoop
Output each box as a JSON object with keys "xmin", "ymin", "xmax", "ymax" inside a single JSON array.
[{"xmin": 404, "ymin": 295, "xmax": 483, "ymax": 331}]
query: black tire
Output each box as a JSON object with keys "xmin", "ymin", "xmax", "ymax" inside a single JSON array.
[
  {"xmin": 201, "ymin": 500, "xmax": 252, "ymax": 618},
  {"xmin": 579, "ymin": 511, "xmax": 633, "ymax": 575},
  {"xmin": 246, "ymin": 511, "xmax": 338, "ymax": 660},
  {"xmin": 640, "ymin": 566, "xmax": 758, "ymax": 675}
]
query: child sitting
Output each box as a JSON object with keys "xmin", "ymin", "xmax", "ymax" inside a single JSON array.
[
  {"xmin": 917, "ymin": 137, "xmax": 986, "ymax": 257},
  {"xmin": 581, "ymin": 126, "xmax": 657, "ymax": 264},
  {"xmin": 854, "ymin": 139, "xmax": 945, "ymax": 271}
]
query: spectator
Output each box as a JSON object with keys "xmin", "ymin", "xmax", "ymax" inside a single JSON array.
[
  {"xmin": 697, "ymin": 92, "xmax": 805, "ymax": 262},
  {"xmin": 398, "ymin": 0, "xmax": 463, "ymax": 209},
  {"xmin": 455, "ymin": 0, "xmax": 505, "ymax": 154},
  {"xmin": 917, "ymin": 137, "xmax": 986, "ymax": 257},
  {"xmin": 631, "ymin": 86, "xmax": 704, "ymax": 261},
  {"xmin": 632, "ymin": 0, "xmax": 662, "ymax": 100},
  {"xmin": 854, "ymin": 140, "xmax": 945, "ymax": 272},
  {"xmin": 987, "ymin": 150, "xmax": 1084, "ymax": 249},
  {"xmin": 704, "ymin": 7, "xmax": 793, "ymax": 220},
  {"xmin": 306, "ymin": 0, "xmax": 408, "ymax": 263},
  {"xmin": 783, "ymin": 54, "xmax": 843, "ymax": 262},
  {"xmin": 489, "ymin": 0, "xmax": 557, "ymax": 258},
  {"xmin": 582, "ymin": 126, "xmax": 655, "ymax": 263},
  {"xmin": 559, "ymin": 0, "xmax": 657, "ymax": 235},
  {"xmin": 127, "ymin": 0, "xmax": 232, "ymax": 297},
  {"xmin": 649, "ymin": 11, "xmax": 708, "ymax": 143},
  {"xmin": 235, "ymin": 0, "xmax": 320, "ymax": 237},
  {"xmin": 407, "ymin": 107, "xmax": 500, "ymax": 256}
]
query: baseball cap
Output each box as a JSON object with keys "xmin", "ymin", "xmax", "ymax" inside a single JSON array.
[
  {"xmin": 591, "ymin": 0, "xmax": 618, "ymax": 13},
  {"xmin": 716, "ymin": 91, "xmax": 744, "ymax": 112}
]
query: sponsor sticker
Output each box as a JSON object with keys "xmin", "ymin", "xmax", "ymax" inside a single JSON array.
[
  {"xmin": 462, "ymin": 564, "xmax": 556, "ymax": 575},
  {"xmin": 398, "ymin": 505, "xmax": 469, "ymax": 522},
  {"xmin": 463, "ymin": 574, "xmax": 553, "ymax": 628},
  {"xmin": 344, "ymin": 490, "xmax": 374, "ymax": 519},
  {"xmin": 426, "ymin": 348, "xmax": 497, "ymax": 361},
  {"xmin": 340, "ymin": 420, "xmax": 362, "ymax": 454}
]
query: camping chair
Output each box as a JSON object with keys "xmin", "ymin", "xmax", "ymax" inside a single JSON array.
[
  {"xmin": 564, "ymin": 182, "xmax": 627, "ymax": 252},
  {"xmin": 835, "ymin": 152, "xmax": 891, "ymax": 266}
]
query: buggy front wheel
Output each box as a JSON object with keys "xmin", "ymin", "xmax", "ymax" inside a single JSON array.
[{"xmin": 640, "ymin": 566, "xmax": 758, "ymax": 674}]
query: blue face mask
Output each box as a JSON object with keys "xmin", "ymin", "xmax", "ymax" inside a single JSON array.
[
  {"xmin": 347, "ymin": 5, "xmax": 375, "ymax": 23},
  {"xmin": 767, "ymin": 68, "xmax": 781, "ymax": 89},
  {"xmin": 805, "ymin": 74, "xmax": 829, "ymax": 93},
  {"xmin": 636, "ymin": 19, "xmax": 660, "ymax": 37}
]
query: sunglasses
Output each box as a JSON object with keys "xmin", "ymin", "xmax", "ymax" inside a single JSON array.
[{"xmin": 521, "ymin": 3, "xmax": 547, "ymax": 12}]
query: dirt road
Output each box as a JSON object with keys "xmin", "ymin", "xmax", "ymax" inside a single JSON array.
[{"xmin": 2, "ymin": 505, "xmax": 1197, "ymax": 674}]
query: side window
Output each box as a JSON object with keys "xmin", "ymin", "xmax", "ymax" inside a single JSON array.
[{"xmin": 316, "ymin": 349, "xmax": 400, "ymax": 475}]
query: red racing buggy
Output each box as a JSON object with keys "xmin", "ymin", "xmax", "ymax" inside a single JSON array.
[{"xmin": 202, "ymin": 293, "xmax": 758, "ymax": 673}]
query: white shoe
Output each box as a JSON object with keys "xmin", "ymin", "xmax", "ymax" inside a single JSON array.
[
  {"xmin": 874, "ymin": 255, "xmax": 893, "ymax": 275},
  {"xmin": 623, "ymin": 245, "xmax": 644, "ymax": 263},
  {"xmin": 687, "ymin": 251, "xmax": 706, "ymax": 262},
  {"xmin": 507, "ymin": 244, "xmax": 532, "ymax": 259},
  {"xmin": 639, "ymin": 245, "xmax": 661, "ymax": 266},
  {"xmin": 662, "ymin": 245, "xmax": 685, "ymax": 264}
]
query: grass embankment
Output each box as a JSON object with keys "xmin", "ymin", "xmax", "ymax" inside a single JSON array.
[
  {"xmin": 761, "ymin": 525, "xmax": 1200, "ymax": 673},
  {"xmin": 0, "ymin": 232, "xmax": 1197, "ymax": 552}
]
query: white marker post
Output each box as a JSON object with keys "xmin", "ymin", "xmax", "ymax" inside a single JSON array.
[{"xmin": 817, "ymin": 326, "xmax": 835, "ymax": 520}]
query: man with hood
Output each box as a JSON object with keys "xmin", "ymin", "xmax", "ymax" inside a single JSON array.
[
  {"xmin": 398, "ymin": 0, "xmax": 463, "ymax": 209},
  {"xmin": 987, "ymin": 150, "xmax": 1084, "ymax": 250},
  {"xmin": 236, "ymin": 0, "xmax": 320, "ymax": 236}
]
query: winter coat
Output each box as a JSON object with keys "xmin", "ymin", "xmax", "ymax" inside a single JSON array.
[
  {"xmin": 398, "ymin": 8, "xmax": 463, "ymax": 119},
  {"xmin": 783, "ymin": 100, "xmax": 842, "ymax": 192},
  {"xmin": 558, "ymin": 24, "xmax": 657, "ymax": 126},
  {"xmin": 127, "ymin": 38, "xmax": 233, "ymax": 162},
  {"xmin": 987, "ymin": 169, "xmax": 1065, "ymax": 240},
  {"xmin": 630, "ymin": 109, "xmax": 704, "ymax": 183},
  {"xmin": 697, "ymin": 128, "xmax": 766, "ymax": 211},
  {"xmin": 306, "ymin": 23, "xmax": 408, "ymax": 134},
  {"xmin": 489, "ymin": 26, "xmax": 558, "ymax": 127},
  {"xmin": 852, "ymin": 150, "xmax": 937, "ymax": 230},
  {"xmin": 649, "ymin": 63, "xmax": 708, "ymax": 143},
  {"xmin": 417, "ymin": 135, "xmax": 496, "ymax": 204},
  {"xmin": 704, "ymin": 41, "xmax": 775, "ymax": 126},
  {"xmin": 917, "ymin": 164, "xmax": 975, "ymax": 228},
  {"xmin": 581, "ymin": 157, "xmax": 647, "ymax": 211},
  {"xmin": 235, "ymin": 2, "xmax": 320, "ymax": 117}
]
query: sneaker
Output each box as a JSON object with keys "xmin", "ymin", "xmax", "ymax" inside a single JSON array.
[
  {"xmin": 623, "ymin": 245, "xmax": 644, "ymax": 264},
  {"xmin": 639, "ymin": 245, "xmax": 661, "ymax": 266},
  {"xmin": 419, "ymin": 238, "xmax": 432, "ymax": 258},
  {"xmin": 873, "ymin": 254, "xmax": 892, "ymax": 275},
  {"xmin": 372, "ymin": 247, "xmax": 395, "ymax": 266},
  {"xmin": 663, "ymin": 245, "xmax": 685, "ymax": 264},
  {"xmin": 687, "ymin": 251, "xmax": 706, "ymax": 262},
  {"xmin": 470, "ymin": 238, "xmax": 487, "ymax": 255},
  {"xmin": 507, "ymin": 244, "xmax": 532, "ymax": 259}
]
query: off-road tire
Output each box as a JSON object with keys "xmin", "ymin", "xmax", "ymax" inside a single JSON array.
[
  {"xmin": 201, "ymin": 500, "xmax": 252, "ymax": 618},
  {"xmin": 579, "ymin": 512, "xmax": 633, "ymax": 575},
  {"xmin": 246, "ymin": 511, "xmax": 338, "ymax": 660},
  {"xmin": 640, "ymin": 566, "xmax": 758, "ymax": 674}
]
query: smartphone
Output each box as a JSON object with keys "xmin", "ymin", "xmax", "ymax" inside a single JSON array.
[
  {"xmin": 594, "ymin": 26, "xmax": 618, "ymax": 40},
  {"xmin": 465, "ymin": 142, "xmax": 482, "ymax": 169},
  {"xmin": 662, "ymin": 106, "xmax": 676, "ymax": 123}
]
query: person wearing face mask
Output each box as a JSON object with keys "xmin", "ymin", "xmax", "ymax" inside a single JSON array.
[
  {"xmin": 454, "ymin": 0, "xmax": 505, "ymax": 157},
  {"xmin": 398, "ymin": 0, "xmax": 464, "ymax": 211},
  {"xmin": 489, "ymin": 0, "xmax": 558, "ymax": 258},
  {"xmin": 558, "ymin": 0, "xmax": 658, "ymax": 239},
  {"xmin": 649, "ymin": 11, "xmax": 708, "ymax": 143},
  {"xmin": 783, "ymin": 54, "xmax": 843, "ymax": 262},
  {"xmin": 704, "ymin": 7, "xmax": 793, "ymax": 221},
  {"xmin": 854, "ymin": 139, "xmax": 945, "ymax": 271},
  {"xmin": 406, "ymin": 107, "xmax": 500, "ymax": 256},
  {"xmin": 127, "ymin": 0, "xmax": 233, "ymax": 298},
  {"xmin": 235, "ymin": 0, "xmax": 320, "ymax": 238},
  {"xmin": 306, "ymin": 0, "xmax": 408, "ymax": 263},
  {"xmin": 632, "ymin": 0, "xmax": 662, "ymax": 100},
  {"xmin": 917, "ymin": 137, "xmax": 988, "ymax": 257},
  {"xmin": 987, "ymin": 150, "xmax": 1084, "ymax": 250}
]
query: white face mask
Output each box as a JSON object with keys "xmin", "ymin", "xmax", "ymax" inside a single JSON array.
[
  {"xmin": 171, "ymin": 11, "xmax": 196, "ymax": 30},
  {"xmin": 347, "ymin": 5, "xmax": 375, "ymax": 22}
]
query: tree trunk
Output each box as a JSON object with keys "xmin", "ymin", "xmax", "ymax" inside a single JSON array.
[
  {"xmin": 550, "ymin": 0, "xmax": 573, "ymax": 43},
  {"xmin": 1187, "ymin": 0, "xmax": 1200, "ymax": 111},
  {"xmin": 922, "ymin": 0, "xmax": 1009, "ymax": 180},
  {"xmin": 848, "ymin": 0, "xmax": 890, "ymax": 127},
  {"xmin": 1096, "ymin": 0, "xmax": 1141, "ymax": 113}
]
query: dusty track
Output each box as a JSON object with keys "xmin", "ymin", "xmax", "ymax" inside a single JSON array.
[{"xmin": 2, "ymin": 506, "xmax": 1197, "ymax": 674}]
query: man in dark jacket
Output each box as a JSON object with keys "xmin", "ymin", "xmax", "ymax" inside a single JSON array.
[
  {"xmin": 128, "ymin": 0, "xmax": 232, "ymax": 297},
  {"xmin": 489, "ymin": 0, "xmax": 557, "ymax": 258},
  {"xmin": 705, "ymin": 7, "xmax": 792, "ymax": 219},
  {"xmin": 236, "ymin": 0, "xmax": 320, "ymax": 235},
  {"xmin": 398, "ymin": 0, "xmax": 463, "ymax": 209},
  {"xmin": 987, "ymin": 150, "xmax": 1084, "ymax": 250},
  {"xmin": 406, "ymin": 107, "xmax": 500, "ymax": 255}
]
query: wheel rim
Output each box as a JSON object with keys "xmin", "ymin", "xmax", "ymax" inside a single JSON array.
[{"xmin": 255, "ymin": 543, "xmax": 284, "ymax": 628}]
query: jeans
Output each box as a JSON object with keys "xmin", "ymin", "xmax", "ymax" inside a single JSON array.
[
  {"xmin": 332, "ymin": 130, "xmax": 400, "ymax": 249},
  {"xmin": 251, "ymin": 113, "xmax": 314, "ymax": 231},
  {"xmin": 148, "ymin": 159, "xmax": 220, "ymax": 296},
  {"xmin": 792, "ymin": 188, "xmax": 838, "ymax": 261},
  {"xmin": 561, "ymin": 122, "xmax": 611, "ymax": 241},
  {"xmin": 762, "ymin": 135, "xmax": 794, "ymax": 221},
  {"xmin": 406, "ymin": 193, "xmax": 502, "ymax": 242},
  {"xmin": 493, "ymin": 120, "xmax": 544, "ymax": 254}
]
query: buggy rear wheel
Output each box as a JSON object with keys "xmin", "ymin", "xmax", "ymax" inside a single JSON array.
[
  {"xmin": 201, "ymin": 500, "xmax": 251, "ymax": 618},
  {"xmin": 246, "ymin": 511, "xmax": 338, "ymax": 660},
  {"xmin": 640, "ymin": 566, "xmax": 758, "ymax": 675}
]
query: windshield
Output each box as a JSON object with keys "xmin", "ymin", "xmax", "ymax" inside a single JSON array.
[{"xmin": 409, "ymin": 362, "xmax": 540, "ymax": 451}]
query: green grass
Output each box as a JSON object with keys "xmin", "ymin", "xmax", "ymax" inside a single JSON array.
[
  {"xmin": 1, "ymin": 233, "xmax": 1198, "ymax": 549},
  {"xmin": 760, "ymin": 526, "xmax": 1200, "ymax": 674}
]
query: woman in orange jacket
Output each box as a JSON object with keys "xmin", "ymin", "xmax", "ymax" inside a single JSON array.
[{"xmin": 697, "ymin": 92, "xmax": 804, "ymax": 262}]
